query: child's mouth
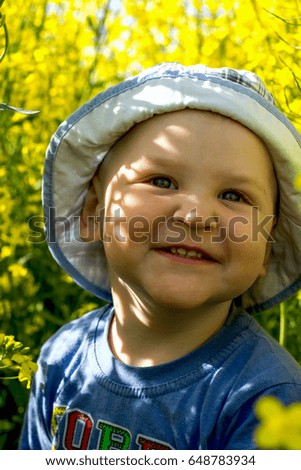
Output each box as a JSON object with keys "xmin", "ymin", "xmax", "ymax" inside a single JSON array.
[
  {"xmin": 156, "ymin": 245, "xmax": 218, "ymax": 263},
  {"xmin": 170, "ymin": 247, "xmax": 205, "ymax": 259}
]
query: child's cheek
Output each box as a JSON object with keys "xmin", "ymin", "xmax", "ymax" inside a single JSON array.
[
  {"xmin": 103, "ymin": 202, "xmax": 128, "ymax": 244},
  {"xmin": 226, "ymin": 215, "xmax": 253, "ymax": 244}
]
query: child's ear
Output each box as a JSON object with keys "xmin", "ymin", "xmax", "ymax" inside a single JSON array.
[{"xmin": 80, "ymin": 177, "xmax": 104, "ymax": 242}]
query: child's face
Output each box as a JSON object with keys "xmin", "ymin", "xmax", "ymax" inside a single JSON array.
[{"xmin": 91, "ymin": 109, "xmax": 277, "ymax": 312}]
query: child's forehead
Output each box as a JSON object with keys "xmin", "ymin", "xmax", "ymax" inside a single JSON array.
[
  {"xmin": 104, "ymin": 108, "xmax": 272, "ymax": 169},
  {"xmin": 123, "ymin": 109, "xmax": 224, "ymax": 137},
  {"xmin": 106, "ymin": 110, "xmax": 235, "ymax": 163}
]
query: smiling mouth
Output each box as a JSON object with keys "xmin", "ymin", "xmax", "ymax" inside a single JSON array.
[{"xmin": 157, "ymin": 246, "xmax": 218, "ymax": 263}]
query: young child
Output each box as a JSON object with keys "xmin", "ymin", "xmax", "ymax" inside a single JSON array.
[{"xmin": 21, "ymin": 63, "xmax": 301, "ymax": 450}]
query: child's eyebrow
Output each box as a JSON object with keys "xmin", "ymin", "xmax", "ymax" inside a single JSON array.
[
  {"xmin": 128, "ymin": 156, "xmax": 181, "ymax": 175},
  {"xmin": 227, "ymin": 175, "xmax": 267, "ymax": 194},
  {"xmin": 136, "ymin": 154, "xmax": 187, "ymax": 171}
]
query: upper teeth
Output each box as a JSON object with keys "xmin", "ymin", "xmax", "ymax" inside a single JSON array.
[{"xmin": 170, "ymin": 247, "xmax": 203, "ymax": 259}]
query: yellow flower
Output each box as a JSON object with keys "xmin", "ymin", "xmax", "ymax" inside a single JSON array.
[
  {"xmin": 295, "ymin": 174, "xmax": 301, "ymax": 191},
  {"xmin": 0, "ymin": 335, "xmax": 38, "ymax": 388},
  {"xmin": 8, "ymin": 264, "xmax": 28, "ymax": 279},
  {"xmin": 255, "ymin": 396, "xmax": 301, "ymax": 449},
  {"xmin": 0, "ymin": 246, "xmax": 13, "ymax": 260},
  {"xmin": 0, "ymin": 203, "xmax": 7, "ymax": 213},
  {"xmin": 17, "ymin": 358, "xmax": 38, "ymax": 389}
]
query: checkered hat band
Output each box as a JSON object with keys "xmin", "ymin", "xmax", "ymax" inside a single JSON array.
[{"xmin": 152, "ymin": 63, "xmax": 276, "ymax": 105}]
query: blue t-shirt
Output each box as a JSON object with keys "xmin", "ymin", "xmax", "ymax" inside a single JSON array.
[{"xmin": 20, "ymin": 304, "xmax": 301, "ymax": 450}]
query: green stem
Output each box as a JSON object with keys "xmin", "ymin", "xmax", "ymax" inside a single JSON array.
[
  {"xmin": 0, "ymin": 365, "xmax": 18, "ymax": 371},
  {"xmin": 0, "ymin": 375, "xmax": 18, "ymax": 380},
  {"xmin": 279, "ymin": 302, "xmax": 287, "ymax": 347},
  {"xmin": 0, "ymin": 21, "xmax": 9, "ymax": 64}
]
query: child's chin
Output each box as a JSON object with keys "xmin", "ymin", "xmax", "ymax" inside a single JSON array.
[{"xmin": 151, "ymin": 292, "xmax": 210, "ymax": 312}]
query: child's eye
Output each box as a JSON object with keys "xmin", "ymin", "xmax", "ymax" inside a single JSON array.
[
  {"xmin": 150, "ymin": 177, "xmax": 177, "ymax": 189},
  {"xmin": 219, "ymin": 190, "xmax": 246, "ymax": 203}
]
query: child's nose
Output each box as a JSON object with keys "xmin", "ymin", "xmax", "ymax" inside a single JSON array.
[{"xmin": 172, "ymin": 195, "xmax": 219, "ymax": 231}]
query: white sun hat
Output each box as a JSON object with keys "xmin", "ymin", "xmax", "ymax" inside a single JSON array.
[{"xmin": 42, "ymin": 62, "xmax": 301, "ymax": 314}]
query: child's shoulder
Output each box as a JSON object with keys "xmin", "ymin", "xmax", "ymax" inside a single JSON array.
[
  {"xmin": 228, "ymin": 310, "xmax": 301, "ymax": 388},
  {"xmin": 39, "ymin": 304, "xmax": 110, "ymax": 364}
]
